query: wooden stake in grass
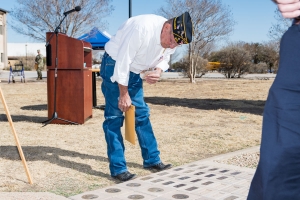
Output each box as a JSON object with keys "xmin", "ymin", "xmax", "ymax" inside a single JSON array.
[{"xmin": 0, "ymin": 86, "xmax": 33, "ymax": 184}]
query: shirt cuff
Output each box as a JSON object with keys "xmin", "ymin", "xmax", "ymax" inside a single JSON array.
[
  {"xmin": 156, "ymin": 61, "xmax": 169, "ymax": 72},
  {"xmin": 110, "ymin": 75, "xmax": 129, "ymax": 86}
]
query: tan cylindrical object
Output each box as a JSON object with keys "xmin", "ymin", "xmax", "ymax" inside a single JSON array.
[{"xmin": 125, "ymin": 105, "xmax": 136, "ymax": 145}]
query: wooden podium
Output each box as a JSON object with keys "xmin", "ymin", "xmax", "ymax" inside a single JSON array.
[{"xmin": 46, "ymin": 32, "xmax": 92, "ymax": 124}]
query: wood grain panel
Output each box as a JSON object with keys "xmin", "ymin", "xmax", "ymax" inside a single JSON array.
[{"xmin": 46, "ymin": 33, "xmax": 93, "ymax": 124}]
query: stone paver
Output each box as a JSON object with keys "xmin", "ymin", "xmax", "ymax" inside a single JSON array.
[{"xmin": 69, "ymin": 146, "xmax": 258, "ymax": 200}]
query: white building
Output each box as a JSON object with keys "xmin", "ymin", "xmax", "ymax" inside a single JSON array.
[
  {"xmin": 0, "ymin": 8, "xmax": 8, "ymax": 70},
  {"xmin": 7, "ymin": 43, "xmax": 46, "ymax": 57}
]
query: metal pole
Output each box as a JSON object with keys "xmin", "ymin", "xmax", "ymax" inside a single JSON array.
[
  {"xmin": 129, "ymin": 0, "xmax": 132, "ymax": 18},
  {"xmin": 25, "ymin": 44, "xmax": 27, "ymax": 68}
]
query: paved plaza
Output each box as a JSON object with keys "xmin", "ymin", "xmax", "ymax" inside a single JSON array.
[{"xmin": 69, "ymin": 146, "xmax": 258, "ymax": 200}]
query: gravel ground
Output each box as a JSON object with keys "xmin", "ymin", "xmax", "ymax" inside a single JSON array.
[{"xmin": 216, "ymin": 152, "xmax": 260, "ymax": 169}]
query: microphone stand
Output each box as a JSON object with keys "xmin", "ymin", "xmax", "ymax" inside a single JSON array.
[{"xmin": 42, "ymin": 14, "xmax": 78, "ymax": 126}]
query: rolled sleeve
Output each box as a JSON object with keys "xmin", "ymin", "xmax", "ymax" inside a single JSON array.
[{"xmin": 156, "ymin": 60, "xmax": 169, "ymax": 72}]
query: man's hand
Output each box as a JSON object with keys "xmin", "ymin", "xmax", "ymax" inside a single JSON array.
[
  {"xmin": 144, "ymin": 68, "xmax": 162, "ymax": 84},
  {"xmin": 118, "ymin": 84, "xmax": 132, "ymax": 112},
  {"xmin": 273, "ymin": 0, "xmax": 300, "ymax": 18}
]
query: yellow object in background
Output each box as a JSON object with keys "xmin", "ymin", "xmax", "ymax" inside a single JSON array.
[{"xmin": 125, "ymin": 105, "xmax": 136, "ymax": 145}]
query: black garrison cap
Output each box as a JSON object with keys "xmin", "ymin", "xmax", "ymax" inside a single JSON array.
[{"xmin": 172, "ymin": 11, "xmax": 193, "ymax": 44}]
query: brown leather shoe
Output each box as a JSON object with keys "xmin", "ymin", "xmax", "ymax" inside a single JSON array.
[
  {"xmin": 145, "ymin": 162, "xmax": 172, "ymax": 171},
  {"xmin": 113, "ymin": 171, "xmax": 137, "ymax": 182}
]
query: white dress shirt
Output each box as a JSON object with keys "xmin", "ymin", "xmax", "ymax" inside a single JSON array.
[{"xmin": 105, "ymin": 14, "xmax": 176, "ymax": 86}]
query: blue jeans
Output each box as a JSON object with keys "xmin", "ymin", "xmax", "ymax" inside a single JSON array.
[{"xmin": 100, "ymin": 52, "xmax": 161, "ymax": 176}]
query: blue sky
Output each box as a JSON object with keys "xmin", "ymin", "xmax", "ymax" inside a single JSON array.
[{"xmin": 1, "ymin": 0, "xmax": 277, "ymax": 44}]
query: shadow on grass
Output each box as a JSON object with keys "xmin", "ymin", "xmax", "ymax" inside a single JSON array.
[
  {"xmin": 145, "ymin": 97, "xmax": 266, "ymax": 115},
  {"xmin": 0, "ymin": 104, "xmax": 47, "ymax": 123},
  {"xmin": 0, "ymin": 98, "xmax": 265, "ymax": 123},
  {"xmin": 0, "ymin": 145, "xmax": 143, "ymax": 181},
  {"xmin": 20, "ymin": 104, "xmax": 47, "ymax": 111},
  {"xmin": 0, "ymin": 114, "xmax": 48, "ymax": 123}
]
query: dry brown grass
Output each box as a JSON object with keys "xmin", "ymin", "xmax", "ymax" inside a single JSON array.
[{"xmin": 0, "ymin": 78, "xmax": 271, "ymax": 197}]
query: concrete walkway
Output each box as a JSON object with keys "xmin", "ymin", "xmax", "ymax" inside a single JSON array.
[{"xmin": 0, "ymin": 146, "xmax": 259, "ymax": 200}]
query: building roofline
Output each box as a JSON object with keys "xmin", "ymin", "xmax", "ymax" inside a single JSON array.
[{"xmin": 0, "ymin": 8, "xmax": 9, "ymax": 13}]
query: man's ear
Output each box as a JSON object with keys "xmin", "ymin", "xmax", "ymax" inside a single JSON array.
[
  {"xmin": 163, "ymin": 22, "xmax": 171, "ymax": 32},
  {"xmin": 166, "ymin": 23, "xmax": 172, "ymax": 31}
]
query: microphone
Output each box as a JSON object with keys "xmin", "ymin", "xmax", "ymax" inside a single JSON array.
[{"xmin": 63, "ymin": 6, "xmax": 81, "ymax": 16}]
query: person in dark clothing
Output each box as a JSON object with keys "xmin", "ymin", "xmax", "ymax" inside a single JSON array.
[{"xmin": 247, "ymin": 1, "xmax": 300, "ymax": 199}]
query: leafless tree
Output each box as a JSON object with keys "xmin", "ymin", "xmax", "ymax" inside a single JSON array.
[
  {"xmin": 259, "ymin": 40, "xmax": 279, "ymax": 73},
  {"xmin": 248, "ymin": 62, "xmax": 267, "ymax": 74},
  {"xmin": 210, "ymin": 42, "xmax": 251, "ymax": 78},
  {"xmin": 239, "ymin": 41, "xmax": 279, "ymax": 74},
  {"xmin": 9, "ymin": 0, "xmax": 114, "ymax": 42},
  {"xmin": 195, "ymin": 56, "xmax": 208, "ymax": 77},
  {"xmin": 172, "ymin": 54, "xmax": 207, "ymax": 77},
  {"xmin": 157, "ymin": 0, "xmax": 235, "ymax": 83},
  {"xmin": 268, "ymin": 9, "xmax": 292, "ymax": 43},
  {"xmin": 242, "ymin": 43, "xmax": 263, "ymax": 64},
  {"xmin": 199, "ymin": 41, "xmax": 217, "ymax": 59}
]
